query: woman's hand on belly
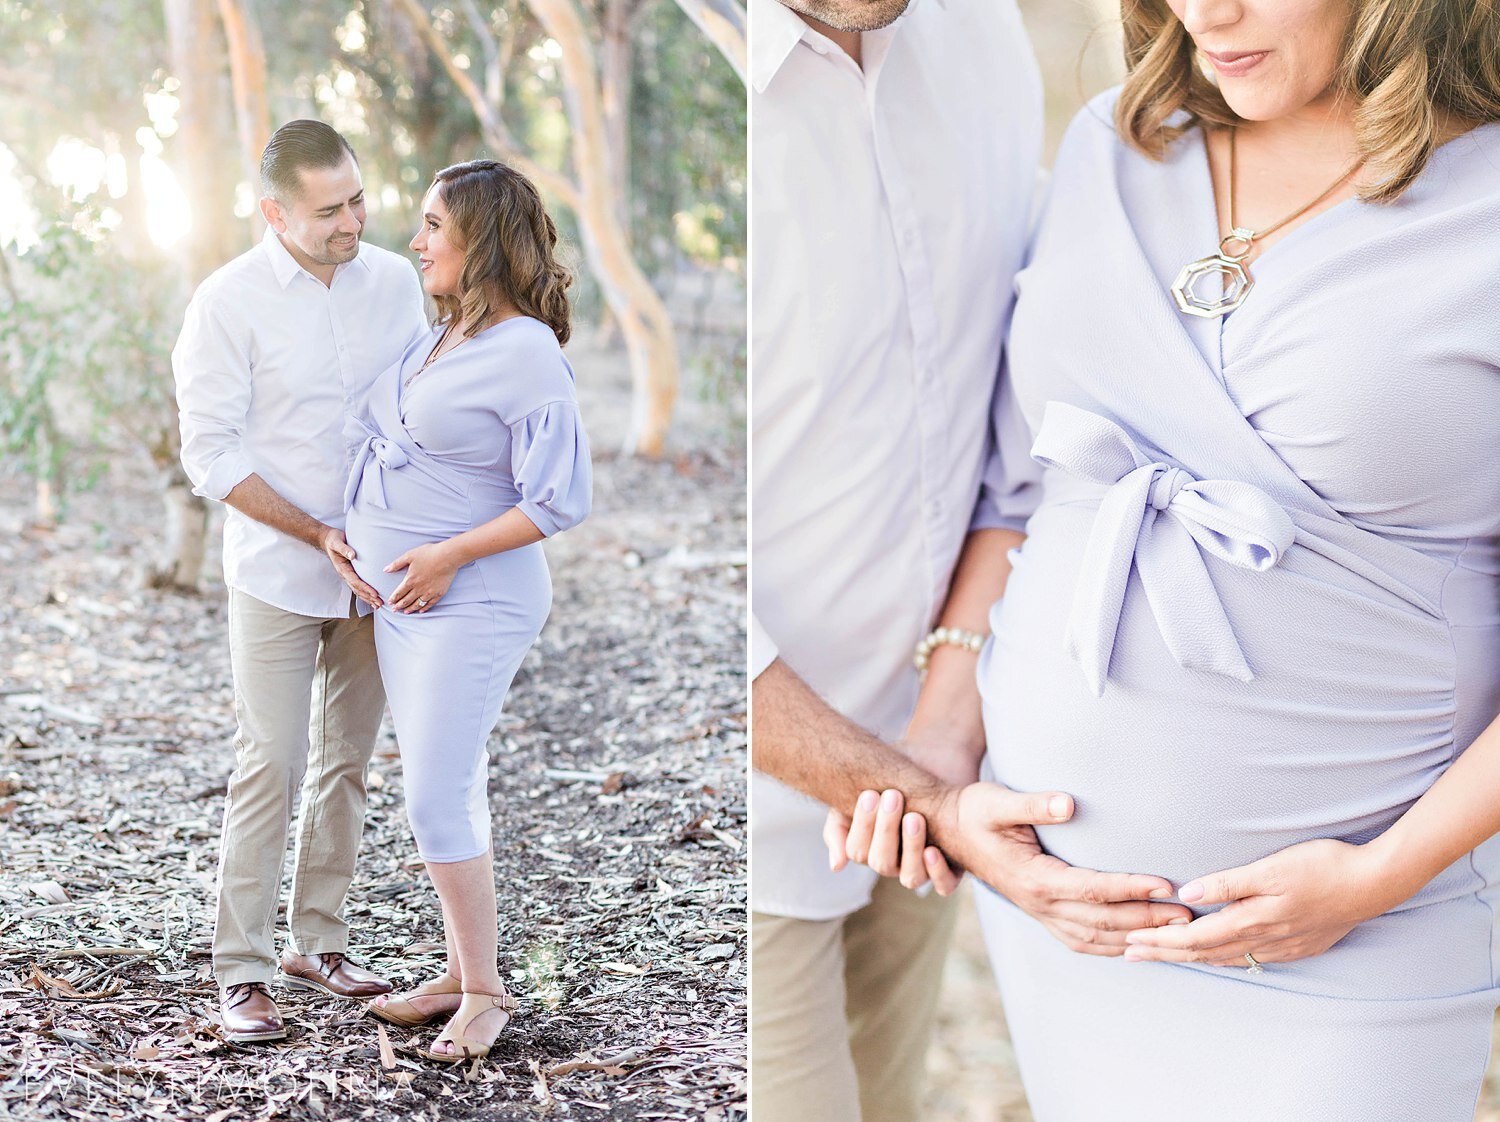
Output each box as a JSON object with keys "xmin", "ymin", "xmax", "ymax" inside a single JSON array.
[
  {"xmin": 384, "ymin": 540, "xmax": 462, "ymax": 613},
  {"xmin": 1122, "ymin": 838, "xmax": 1398, "ymax": 969}
]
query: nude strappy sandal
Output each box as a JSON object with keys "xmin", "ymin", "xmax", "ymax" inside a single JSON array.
[
  {"xmin": 418, "ymin": 988, "xmax": 518, "ymax": 1063},
  {"xmin": 367, "ymin": 972, "xmax": 462, "ymax": 1028}
]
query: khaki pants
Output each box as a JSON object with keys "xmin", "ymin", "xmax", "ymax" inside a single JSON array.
[
  {"xmin": 752, "ymin": 877, "xmax": 959, "ymax": 1122},
  {"xmin": 212, "ymin": 589, "xmax": 386, "ymax": 987}
]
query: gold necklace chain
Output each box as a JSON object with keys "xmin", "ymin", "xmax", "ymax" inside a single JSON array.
[
  {"xmin": 404, "ymin": 321, "xmax": 460, "ymax": 388},
  {"xmin": 1218, "ymin": 127, "xmax": 1364, "ymax": 260},
  {"xmin": 1173, "ymin": 127, "xmax": 1364, "ymax": 318}
]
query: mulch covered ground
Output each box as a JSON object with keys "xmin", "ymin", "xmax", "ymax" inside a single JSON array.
[{"xmin": 0, "ymin": 396, "xmax": 746, "ymax": 1122}]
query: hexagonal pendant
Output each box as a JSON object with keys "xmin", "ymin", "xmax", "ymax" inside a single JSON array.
[{"xmin": 1171, "ymin": 254, "xmax": 1253, "ymax": 318}]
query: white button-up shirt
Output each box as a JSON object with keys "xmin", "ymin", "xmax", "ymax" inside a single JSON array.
[
  {"xmin": 750, "ymin": 0, "xmax": 1044, "ymax": 920},
  {"xmin": 173, "ymin": 228, "xmax": 428, "ymax": 618}
]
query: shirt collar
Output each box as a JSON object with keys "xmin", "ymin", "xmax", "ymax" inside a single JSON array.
[
  {"xmin": 750, "ymin": 0, "xmax": 805, "ymax": 94},
  {"xmin": 751, "ymin": 0, "xmax": 942, "ymax": 94},
  {"xmin": 261, "ymin": 225, "xmax": 372, "ymax": 289}
]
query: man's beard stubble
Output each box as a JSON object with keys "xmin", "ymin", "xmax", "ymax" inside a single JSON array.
[
  {"xmin": 308, "ymin": 232, "xmax": 361, "ymax": 266},
  {"xmin": 778, "ymin": 0, "xmax": 912, "ymax": 33}
]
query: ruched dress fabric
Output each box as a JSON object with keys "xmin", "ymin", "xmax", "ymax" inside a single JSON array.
[
  {"xmin": 974, "ymin": 92, "xmax": 1500, "ymax": 1121},
  {"xmin": 344, "ymin": 317, "xmax": 590, "ymax": 863}
]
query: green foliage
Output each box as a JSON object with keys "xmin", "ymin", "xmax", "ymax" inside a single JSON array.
[
  {"xmin": 629, "ymin": 0, "xmax": 746, "ymax": 277},
  {"xmin": 0, "ymin": 196, "xmax": 180, "ymax": 514}
]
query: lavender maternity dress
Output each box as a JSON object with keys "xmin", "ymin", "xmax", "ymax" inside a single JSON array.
[
  {"xmin": 343, "ymin": 317, "xmax": 590, "ymax": 863},
  {"xmin": 975, "ymin": 92, "xmax": 1500, "ymax": 1119}
]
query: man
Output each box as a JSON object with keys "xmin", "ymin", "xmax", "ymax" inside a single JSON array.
[
  {"xmin": 749, "ymin": 2, "xmax": 1189, "ymax": 1119},
  {"xmin": 173, "ymin": 120, "xmax": 428, "ymax": 1043}
]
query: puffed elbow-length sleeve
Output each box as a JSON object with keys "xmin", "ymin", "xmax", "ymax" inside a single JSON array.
[
  {"xmin": 969, "ymin": 355, "xmax": 1042, "ymax": 532},
  {"xmin": 509, "ymin": 400, "xmax": 592, "ymax": 536}
]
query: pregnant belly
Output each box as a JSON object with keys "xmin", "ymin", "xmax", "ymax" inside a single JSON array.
[
  {"xmin": 979, "ymin": 504, "xmax": 1462, "ymax": 890},
  {"xmin": 345, "ymin": 453, "xmax": 536, "ymax": 608}
]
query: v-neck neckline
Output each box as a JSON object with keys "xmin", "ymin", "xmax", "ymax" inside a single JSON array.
[
  {"xmin": 1186, "ymin": 126, "xmax": 1363, "ymax": 298},
  {"xmin": 396, "ymin": 315, "xmax": 536, "ymax": 422}
]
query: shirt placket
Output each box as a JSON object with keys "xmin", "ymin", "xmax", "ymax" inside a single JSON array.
[
  {"xmin": 864, "ymin": 54, "xmax": 950, "ymax": 619},
  {"xmin": 310, "ymin": 271, "xmax": 355, "ymax": 616},
  {"xmin": 328, "ymin": 271, "xmax": 356, "ymax": 413}
]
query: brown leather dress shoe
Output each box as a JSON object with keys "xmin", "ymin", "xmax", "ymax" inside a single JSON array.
[
  {"xmin": 278, "ymin": 950, "xmax": 393, "ymax": 1000},
  {"xmin": 220, "ymin": 981, "xmax": 287, "ymax": 1043}
]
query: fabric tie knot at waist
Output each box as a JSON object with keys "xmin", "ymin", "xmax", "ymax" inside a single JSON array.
[
  {"xmin": 370, "ymin": 437, "xmax": 409, "ymax": 472},
  {"xmin": 1148, "ymin": 466, "xmax": 1190, "ymax": 512},
  {"xmin": 344, "ymin": 428, "xmax": 413, "ymax": 512},
  {"xmin": 1031, "ymin": 401, "xmax": 1296, "ymax": 696}
]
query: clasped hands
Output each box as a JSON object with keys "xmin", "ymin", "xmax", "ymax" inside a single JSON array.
[{"xmin": 826, "ymin": 763, "xmax": 1399, "ymax": 968}]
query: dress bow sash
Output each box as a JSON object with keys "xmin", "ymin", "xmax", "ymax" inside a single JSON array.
[
  {"xmin": 1031, "ymin": 402, "xmax": 1296, "ymax": 696},
  {"xmin": 344, "ymin": 423, "xmax": 412, "ymax": 512}
]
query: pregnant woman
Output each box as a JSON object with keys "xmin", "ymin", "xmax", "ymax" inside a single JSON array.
[
  {"xmin": 832, "ymin": 0, "xmax": 1500, "ymax": 1115},
  {"xmin": 341, "ymin": 159, "xmax": 591, "ymax": 1062}
]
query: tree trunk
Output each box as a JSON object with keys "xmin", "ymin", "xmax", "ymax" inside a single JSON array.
[
  {"xmin": 525, "ymin": 0, "xmax": 679, "ymax": 456},
  {"xmin": 670, "ymin": 0, "xmax": 746, "ymax": 85},
  {"xmin": 601, "ymin": 0, "xmax": 633, "ymax": 220},
  {"xmin": 155, "ymin": 0, "xmax": 237, "ymax": 590},
  {"xmin": 216, "ymin": 0, "xmax": 273, "ymax": 218},
  {"xmin": 593, "ymin": 0, "xmax": 634, "ymax": 351},
  {"xmin": 33, "ymin": 421, "xmax": 59, "ymax": 530},
  {"xmin": 139, "ymin": 462, "xmax": 210, "ymax": 589}
]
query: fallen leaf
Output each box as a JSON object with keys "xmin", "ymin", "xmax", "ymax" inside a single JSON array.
[{"xmin": 28, "ymin": 880, "xmax": 69, "ymax": 904}]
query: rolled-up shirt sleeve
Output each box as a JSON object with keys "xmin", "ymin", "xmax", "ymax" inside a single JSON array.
[
  {"xmin": 749, "ymin": 611, "xmax": 779, "ymax": 681},
  {"xmin": 173, "ymin": 288, "xmax": 255, "ymax": 503},
  {"xmin": 968, "ymin": 354, "xmax": 1042, "ymax": 532}
]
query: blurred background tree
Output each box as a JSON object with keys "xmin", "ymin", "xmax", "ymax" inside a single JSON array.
[{"xmin": 0, "ymin": 0, "xmax": 745, "ymax": 587}]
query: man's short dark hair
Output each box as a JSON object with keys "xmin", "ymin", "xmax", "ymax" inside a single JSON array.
[{"xmin": 260, "ymin": 120, "xmax": 358, "ymax": 201}]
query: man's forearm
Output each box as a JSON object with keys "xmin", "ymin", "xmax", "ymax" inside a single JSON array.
[
  {"xmin": 906, "ymin": 527, "xmax": 1025, "ymax": 757},
  {"xmin": 752, "ymin": 658, "xmax": 955, "ymax": 823},
  {"xmin": 223, "ymin": 473, "xmax": 329, "ymax": 548}
]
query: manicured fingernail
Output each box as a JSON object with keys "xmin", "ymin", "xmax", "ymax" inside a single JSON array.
[
  {"xmin": 1048, "ymin": 795, "xmax": 1070, "ymax": 818},
  {"xmin": 1167, "ymin": 916, "xmax": 1190, "ymax": 925},
  {"xmin": 1148, "ymin": 888, "xmax": 1171, "ymax": 899},
  {"xmin": 880, "ymin": 789, "xmax": 901, "ymax": 812},
  {"xmin": 1124, "ymin": 950, "xmax": 1144, "ymax": 962},
  {"xmin": 1179, "ymin": 882, "xmax": 1205, "ymax": 903},
  {"xmin": 903, "ymin": 814, "xmax": 920, "ymax": 836},
  {"xmin": 1124, "ymin": 932, "xmax": 1144, "ymax": 944},
  {"xmin": 857, "ymin": 791, "xmax": 878, "ymax": 813}
]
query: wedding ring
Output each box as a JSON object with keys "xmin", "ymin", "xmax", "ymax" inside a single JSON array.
[
  {"xmin": 416, "ymin": 599, "xmax": 428, "ymax": 607},
  {"xmin": 1244, "ymin": 952, "xmax": 1265, "ymax": 975}
]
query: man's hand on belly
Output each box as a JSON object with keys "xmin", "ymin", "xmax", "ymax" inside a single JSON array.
[
  {"xmin": 828, "ymin": 785, "xmax": 1196, "ymax": 955},
  {"xmin": 321, "ymin": 526, "xmax": 383, "ymax": 611}
]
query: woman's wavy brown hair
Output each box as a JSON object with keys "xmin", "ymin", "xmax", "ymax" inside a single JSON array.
[
  {"xmin": 430, "ymin": 159, "xmax": 573, "ymax": 345},
  {"xmin": 1115, "ymin": 0, "xmax": 1500, "ymax": 202}
]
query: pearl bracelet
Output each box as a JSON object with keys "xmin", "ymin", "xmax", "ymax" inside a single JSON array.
[{"xmin": 913, "ymin": 627, "xmax": 987, "ymax": 675}]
